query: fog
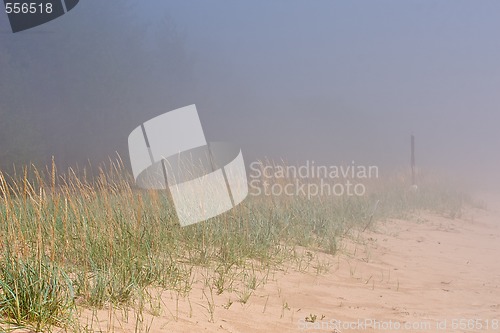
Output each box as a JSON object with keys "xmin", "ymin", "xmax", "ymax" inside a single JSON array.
[{"xmin": 1, "ymin": 0, "xmax": 499, "ymax": 191}]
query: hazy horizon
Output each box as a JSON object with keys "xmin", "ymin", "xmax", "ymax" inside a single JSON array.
[{"xmin": 1, "ymin": 0, "xmax": 499, "ymax": 191}]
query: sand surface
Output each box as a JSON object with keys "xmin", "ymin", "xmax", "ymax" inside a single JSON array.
[{"xmin": 73, "ymin": 194, "xmax": 500, "ymax": 333}]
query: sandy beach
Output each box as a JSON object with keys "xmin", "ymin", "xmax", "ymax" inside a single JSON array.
[{"xmin": 75, "ymin": 194, "xmax": 500, "ymax": 333}]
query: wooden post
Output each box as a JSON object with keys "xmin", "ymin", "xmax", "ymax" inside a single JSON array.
[{"xmin": 411, "ymin": 134, "xmax": 415, "ymax": 186}]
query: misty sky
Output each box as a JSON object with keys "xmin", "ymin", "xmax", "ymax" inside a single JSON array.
[
  {"xmin": 164, "ymin": 1, "xmax": 500, "ymax": 189},
  {"xmin": 1, "ymin": 1, "xmax": 499, "ymax": 189}
]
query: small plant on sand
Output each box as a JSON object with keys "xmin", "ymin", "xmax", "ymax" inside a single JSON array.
[
  {"xmin": 305, "ymin": 313, "xmax": 325, "ymax": 323},
  {"xmin": 237, "ymin": 287, "xmax": 253, "ymax": 305}
]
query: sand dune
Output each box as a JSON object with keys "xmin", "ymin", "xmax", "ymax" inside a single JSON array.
[{"xmin": 77, "ymin": 195, "xmax": 500, "ymax": 333}]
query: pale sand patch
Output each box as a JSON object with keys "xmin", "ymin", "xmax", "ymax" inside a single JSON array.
[{"xmin": 74, "ymin": 196, "xmax": 500, "ymax": 332}]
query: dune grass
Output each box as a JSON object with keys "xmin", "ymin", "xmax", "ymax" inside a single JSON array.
[{"xmin": 0, "ymin": 157, "xmax": 471, "ymax": 331}]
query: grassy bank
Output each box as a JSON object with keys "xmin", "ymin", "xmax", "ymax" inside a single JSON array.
[{"xmin": 0, "ymin": 158, "xmax": 470, "ymax": 332}]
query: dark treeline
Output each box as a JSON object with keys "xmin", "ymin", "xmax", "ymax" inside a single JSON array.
[{"xmin": 0, "ymin": 1, "xmax": 193, "ymax": 175}]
